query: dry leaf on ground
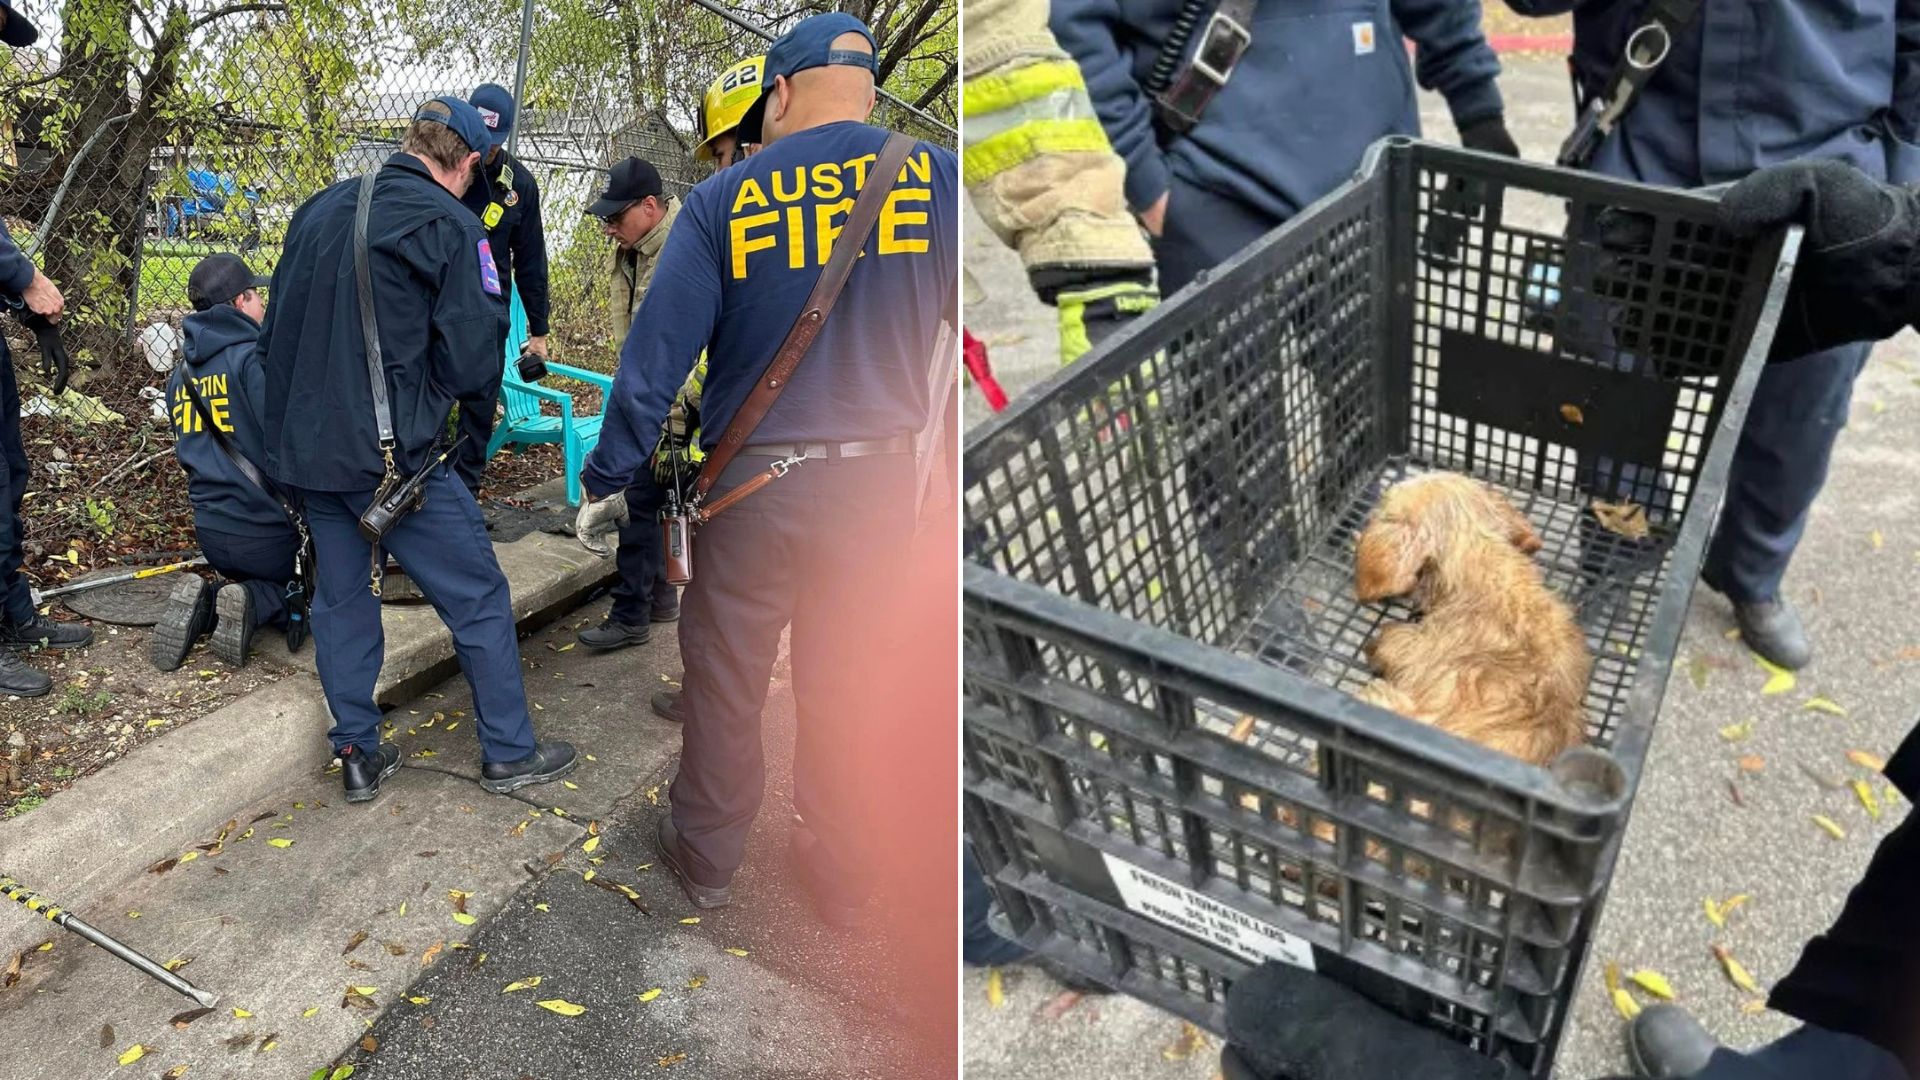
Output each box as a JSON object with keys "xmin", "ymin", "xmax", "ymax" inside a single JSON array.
[{"xmin": 1590, "ymin": 499, "xmax": 1649, "ymax": 540}]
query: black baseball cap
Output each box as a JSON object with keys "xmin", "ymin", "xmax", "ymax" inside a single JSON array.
[
  {"xmin": 735, "ymin": 12, "xmax": 878, "ymax": 144},
  {"xmin": 1, "ymin": 1, "xmax": 40, "ymax": 47},
  {"xmin": 587, "ymin": 158, "xmax": 663, "ymax": 219},
  {"xmin": 188, "ymin": 253, "xmax": 268, "ymax": 311}
]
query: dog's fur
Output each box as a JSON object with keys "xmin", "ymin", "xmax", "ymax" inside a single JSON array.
[{"xmin": 1352, "ymin": 473, "xmax": 1591, "ymax": 767}]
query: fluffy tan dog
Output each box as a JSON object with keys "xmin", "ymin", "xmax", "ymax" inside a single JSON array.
[{"xmin": 1352, "ymin": 473, "xmax": 1591, "ymax": 767}]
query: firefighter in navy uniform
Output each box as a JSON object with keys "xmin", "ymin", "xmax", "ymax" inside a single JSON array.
[
  {"xmin": 0, "ymin": 0, "xmax": 91, "ymax": 698},
  {"xmin": 574, "ymin": 13, "xmax": 959, "ymax": 923},
  {"xmin": 451, "ymin": 82, "xmax": 549, "ymax": 499},
  {"xmin": 257, "ymin": 97, "xmax": 575, "ymax": 804}
]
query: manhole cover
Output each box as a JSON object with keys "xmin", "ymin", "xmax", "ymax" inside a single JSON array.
[
  {"xmin": 481, "ymin": 500, "xmax": 574, "ymax": 544},
  {"xmin": 59, "ymin": 567, "xmax": 204, "ymax": 626}
]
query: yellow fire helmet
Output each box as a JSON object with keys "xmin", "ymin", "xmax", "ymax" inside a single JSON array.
[{"xmin": 696, "ymin": 55, "xmax": 766, "ymax": 161}]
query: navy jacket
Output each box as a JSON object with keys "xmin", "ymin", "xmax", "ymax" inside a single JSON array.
[
  {"xmin": 0, "ymin": 225, "xmax": 33, "ymax": 374},
  {"xmin": 257, "ymin": 153, "xmax": 506, "ymax": 492},
  {"xmin": 1053, "ymin": 0, "xmax": 1504, "ymax": 223},
  {"xmin": 460, "ymin": 147, "xmax": 550, "ymax": 336},
  {"xmin": 1509, "ymin": 0, "xmax": 1920, "ymax": 186},
  {"xmin": 168, "ymin": 304, "xmax": 288, "ymax": 531},
  {"xmin": 581, "ymin": 122, "xmax": 959, "ymax": 498}
]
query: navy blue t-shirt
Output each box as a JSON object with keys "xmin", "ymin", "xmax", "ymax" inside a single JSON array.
[{"xmin": 582, "ymin": 121, "xmax": 959, "ymax": 497}]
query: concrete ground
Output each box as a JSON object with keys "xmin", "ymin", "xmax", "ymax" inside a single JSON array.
[{"xmin": 962, "ymin": 53, "xmax": 1920, "ymax": 1080}]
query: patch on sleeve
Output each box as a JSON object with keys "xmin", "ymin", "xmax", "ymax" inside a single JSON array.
[{"xmin": 477, "ymin": 239, "xmax": 502, "ymax": 296}]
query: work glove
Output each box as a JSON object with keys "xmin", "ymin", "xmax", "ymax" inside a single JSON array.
[
  {"xmin": 1057, "ymin": 280, "xmax": 1159, "ymax": 367},
  {"xmin": 650, "ymin": 404, "xmax": 701, "ymax": 488},
  {"xmin": 573, "ymin": 488, "xmax": 629, "ymax": 557},
  {"xmin": 1426, "ymin": 113, "xmax": 1523, "ymax": 270},
  {"xmin": 1223, "ymin": 962, "xmax": 1520, "ymax": 1080},
  {"xmin": 3, "ymin": 298, "xmax": 70, "ymax": 395},
  {"xmin": 1717, "ymin": 159, "xmax": 1920, "ymax": 363}
]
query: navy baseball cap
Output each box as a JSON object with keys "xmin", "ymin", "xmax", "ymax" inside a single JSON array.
[
  {"xmin": 469, "ymin": 83, "xmax": 516, "ymax": 147},
  {"xmin": 735, "ymin": 12, "xmax": 877, "ymax": 144},
  {"xmin": 188, "ymin": 253, "xmax": 269, "ymax": 311},
  {"xmin": 412, "ymin": 96, "xmax": 490, "ymax": 154},
  {"xmin": 1, "ymin": 1, "xmax": 40, "ymax": 47}
]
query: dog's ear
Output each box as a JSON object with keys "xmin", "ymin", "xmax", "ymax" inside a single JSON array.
[
  {"xmin": 1494, "ymin": 499, "xmax": 1543, "ymax": 555},
  {"xmin": 1355, "ymin": 518, "xmax": 1430, "ymax": 601}
]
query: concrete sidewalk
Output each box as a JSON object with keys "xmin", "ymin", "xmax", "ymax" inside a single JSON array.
[{"xmin": 963, "ymin": 54, "xmax": 1919, "ymax": 1080}]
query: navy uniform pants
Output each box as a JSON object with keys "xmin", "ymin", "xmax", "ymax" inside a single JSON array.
[
  {"xmin": 299, "ymin": 465, "xmax": 537, "ymax": 763},
  {"xmin": 1149, "ymin": 176, "xmax": 1285, "ymax": 296},
  {"xmin": 669, "ymin": 451, "xmax": 916, "ymax": 889},
  {"xmin": 196, "ymin": 521, "xmax": 298, "ymax": 629},
  {"xmin": 1700, "ymin": 345, "xmax": 1868, "ymax": 602},
  {"xmin": 451, "ymin": 371, "xmax": 504, "ymax": 497},
  {"xmin": 608, "ymin": 468, "xmax": 677, "ymax": 626},
  {"xmin": 0, "ymin": 350, "xmax": 34, "ymax": 626}
]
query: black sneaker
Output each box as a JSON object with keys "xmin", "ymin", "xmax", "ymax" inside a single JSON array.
[
  {"xmin": 577, "ymin": 619, "xmax": 649, "ymax": 650},
  {"xmin": 341, "ymin": 742, "xmax": 402, "ymax": 804},
  {"xmin": 210, "ymin": 584, "xmax": 255, "ymax": 668},
  {"xmin": 0, "ymin": 650, "xmax": 51, "ymax": 697},
  {"xmin": 479, "ymin": 740, "xmax": 578, "ymax": 794},
  {"xmin": 650, "ymin": 690, "xmax": 685, "ymax": 724},
  {"xmin": 150, "ymin": 577, "xmax": 216, "ymax": 672},
  {"xmin": 0, "ymin": 614, "xmax": 92, "ymax": 651},
  {"xmin": 657, "ymin": 816, "xmax": 731, "ymax": 909}
]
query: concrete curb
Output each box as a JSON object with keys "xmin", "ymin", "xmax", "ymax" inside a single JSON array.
[{"xmin": 0, "ymin": 519, "xmax": 620, "ymax": 960}]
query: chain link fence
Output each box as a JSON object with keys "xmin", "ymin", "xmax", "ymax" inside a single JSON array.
[{"xmin": 1, "ymin": 0, "xmax": 956, "ymax": 383}]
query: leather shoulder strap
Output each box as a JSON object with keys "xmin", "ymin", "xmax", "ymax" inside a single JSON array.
[
  {"xmin": 692, "ymin": 130, "xmax": 918, "ymax": 500},
  {"xmin": 354, "ymin": 172, "xmax": 394, "ymax": 449}
]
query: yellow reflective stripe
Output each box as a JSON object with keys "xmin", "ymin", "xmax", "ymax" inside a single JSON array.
[
  {"xmin": 963, "ymin": 60, "xmax": 1086, "ymax": 115},
  {"xmin": 963, "ymin": 119, "xmax": 1114, "ymax": 186}
]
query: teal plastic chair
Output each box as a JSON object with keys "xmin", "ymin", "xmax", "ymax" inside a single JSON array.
[{"xmin": 483, "ymin": 290, "xmax": 615, "ymax": 506}]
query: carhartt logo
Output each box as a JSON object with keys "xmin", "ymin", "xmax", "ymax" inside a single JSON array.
[
  {"xmin": 477, "ymin": 106, "xmax": 501, "ymax": 129},
  {"xmin": 1352, "ymin": 21, "xmax": 1376, "ymax": 55}
]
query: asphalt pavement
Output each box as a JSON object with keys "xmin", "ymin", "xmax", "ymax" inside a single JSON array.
[{"xmin": 961, "ymin": 53, "xmax": 1920, "ymax": 1080}]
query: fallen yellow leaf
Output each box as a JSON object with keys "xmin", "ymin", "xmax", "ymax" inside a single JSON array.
[
  {"xmin": 1803, "ymin": 697, "xmax": 1846, "ymax": 716},
  {"xmin": 725, "ymin": 948, "xmax": 749, "ymax": 957},
  {"xmin": 1871, "ymin": 529, "xmax": 1885, "ymax": 550},
  {"xmin": 161, "ymin": 1066, "xmax": 187, "ymax": 1080},
  {"xmin": 1629, "ymin": 970, "xmax": 1675, "ymax": 1000},
  {"xmin": 1611, "ymin": 987, "xmax": 1642, "ymax": 1020},
  {"xmin": 408, "ymin": 996, "xmax": 431, "ymax": 1005},
  {"xmin": 1757, "ymin": 657, "xmax": 1796, "ymax": 695},
  {"xmin": 562, "ymin": 781, "xmax": 579, "ymax": 790},
  {"xmin": 1740, "ymin": 999, "xmax": 1769, "ymax": 1015},
  {"xmin": 1161, "ymin": 1021, "xmax": 1208, "ymax": 1061},
  {"xmin": 1713, "ymin": 945, "xmax": 1759, "ymax": 994},
  {"xmin": 1853, "ymin": 780, "xmax": 1882, "ymax": 820},
  {"xmin": 179, "ymin": 851, "xmax": 199, "ymax": 864},
  {"xmin": 1561, "ymin": 403, "xmax": 1586, "ymax": 425},
  {"xmin": 1813, "ymin": 814, "xmax": 1847, "ymax": 840},
  {"xmin": 452, "ymin": 912, "xmax": 476, "ymax": 926},
  {"xmin": 582, "ymin": 836, "xmax": 599, "ymax": 854},
  {"xmin": 657, "ymin": 1053, "xmax": 687, "ymax": 1067},
  {"xmin": 349, "ymin": 986, "xmax": 378, "ymax": 997},
  {"xmin": 1590, "ymin": 498, "xmax": 1650, "ymax": 540},
  {"xmin": 1718, "ymin": 720, "xmax": 1753, "ymax": 743},
  {"xmin": 232, "ymin": 1007, "xmax": 252, "ymax": 1018},
  {"xmin": 117, "ymin": 1045, "xmax": 147, "ymax": 1066},
  {"xmin": 534, "ymin": 998, "xmax": 586, "ymax": 1016},
  {"xmin": 679, "ymin": 917, "xmax": 700, "ymax": 925},
  {"xmin": 533, "ymin": 903, "xmax": 549, "ymax": 912},
  {"xmin": 1848, "ymin": 750, "xmax": 1887, "ymax": 773},
  {"xmin": 266, "ymin": 838, "xmax": 293, "ymax": 849},
  {"xmin": 686, "ymin": 975, "xmax": 706, "ymax": 989},
  {"xmin": 302, "ymin": 1007, "xmax": 319, "ymax": 1018},
  {"xmin": 638, "ymin": 988, "xmax": 663, "ymax": 1003},
  {"xmin": 986, "ymin": 967, "xmax": 1005, "ymax": 1008},
  {"xmin": 502, "ymin": 977, "xmax": 543, "ymax": 993}
]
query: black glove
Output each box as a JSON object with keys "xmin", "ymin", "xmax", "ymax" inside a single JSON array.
[
  {"xmin": 1717, "ymin": 159, "xmax": 1920, "ymax": 362},
  {"xmin": 1223, "ymin": 962, "xmax": 1518, "ymax": 1080},
  {"xmin": 1426, "ymin": 115, "xmax": 1521, "ymax": 270},
  {"xmin": 1458, "ymin": 114, "xmax": 1521, "ymax": 160},
  {"xmin": 4, "ymin": 301, "xmax": 69, "ymax": 395}
]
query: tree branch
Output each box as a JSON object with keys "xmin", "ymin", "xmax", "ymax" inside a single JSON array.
[
  {"xmin": 187, "ymin": 2, "xmax": 287, "ymax": 35},
  {"xmin": 910, "ymin": 60, "xmax": 955, "ymax": 111}
]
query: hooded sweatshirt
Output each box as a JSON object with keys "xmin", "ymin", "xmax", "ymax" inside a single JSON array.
[{"xmin": 168, "ymin": 304, "xmax": 288, "ymax": 532}]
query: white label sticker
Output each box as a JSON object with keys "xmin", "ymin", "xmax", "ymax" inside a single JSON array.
[
  {"xmin": 1352, "ymin": 21, "xmax": 1376, "ymax": 55},
  {"xmin": 1103, "ymin": 852, "xmax": 1316, "ymax": 972}
]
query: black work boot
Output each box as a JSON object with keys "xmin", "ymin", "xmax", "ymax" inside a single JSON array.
[
  {"xmin": 650, "ymin": 580, "xmax": 680, "ymax": 623},
  {"xmin": 577, "ymin": 619, "xmax": 649, "ymax": 650},
  {"xmin": 1627, "ymin": 1004, "xmax": 1721, "ymax": 1078},
  {"xmin": 0, "ymin": 650, "xmax": 51, "ymax": 698},
  {"xmin": 657, "ymin": 816, "xmax": 730, "ymax": 909},
  {"xmin": 210, "ymin": 583, "xmax": 255, "ymax": 668},
  {"xmin": 651, "ymin": 690, "xmax": 685, "ymax": 724},
  {"xmin": 150, "ymin": 576, "xmax": 216, "ymax": 672},
  {"xmin": 341, "ymin": 742, "xmax": 402, "ymax": 804},
  {"xmin": 789, "ymin": 827, "xmax": 866, "ymax": 929},
  {"xmin": 0, "ymin": 614, "xmax": 92, "ymax": 651},
  {"xmin": 479, "ymin": 740, "xmax": 578, "ymax": 794},
  {"xmin": 1728, "ymin": 598, "xmax": 1812, "ymax": 671}
]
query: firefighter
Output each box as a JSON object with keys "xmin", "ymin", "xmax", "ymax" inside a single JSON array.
[{"xmin": 696, "ymin": 55, "xmax": 767, "ymax": 170}]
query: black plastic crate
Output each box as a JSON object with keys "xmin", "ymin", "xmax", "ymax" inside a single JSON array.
[{"xmin": 962, "ymin": 138, "xmax": 1798, "ymax": 1075}]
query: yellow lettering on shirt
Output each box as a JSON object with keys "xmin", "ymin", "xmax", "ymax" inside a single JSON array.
[
  {"xmin": 810, "ymin": 161, "xmax": 843, "ymax": 200},
  {"xmin": 770, "ymin": 166, "xmax": 806, "ymax": 203},
  {"xmin": 731, "ymin": 178, "xmax": 770, "ymax": 213},
  {"xmin": 170, "ymin": 373, "xmax": 233, "ymax": 435},
  {"xmin": 730, "ymin": 210, "xmax": 781, "ymax": 280},
  {"xmin": 814, "ymin": 197, "xmax": 854, "ymax": 266},
  {"xmin": 902, "ymin": 150, "xmax": 931, "ymax": 185},
  {"xmin": 785, "ymin": 206, "xmax": 806, "ymax": 270},
  {"xmin": 879, "ymin": 187, "xmax": 930, "ymax": 255},
  {"xmin": 844, "ymin": 153, "xmax": 875, "ymax": 192}
]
